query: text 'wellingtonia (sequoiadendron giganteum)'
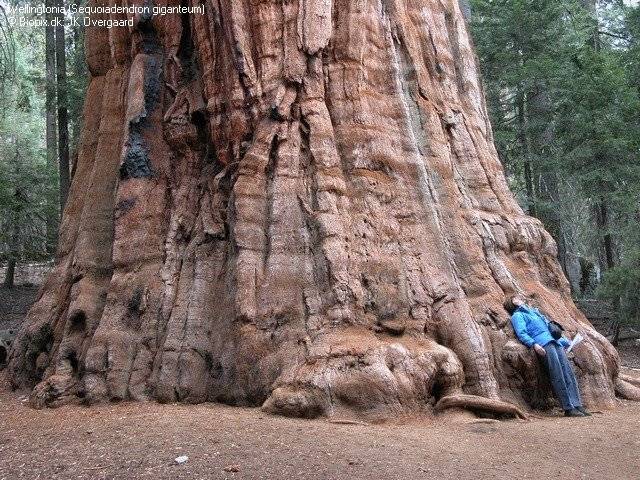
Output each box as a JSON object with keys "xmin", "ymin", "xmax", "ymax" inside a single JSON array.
[{"xmin": 4, "ymin": 3, "xmax": 205, "ymax": 29}]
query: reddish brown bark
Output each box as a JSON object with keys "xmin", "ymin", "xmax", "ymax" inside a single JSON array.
[{"xmin": 7, "ymin": 0, "xmax": 631, "ymax": 417}]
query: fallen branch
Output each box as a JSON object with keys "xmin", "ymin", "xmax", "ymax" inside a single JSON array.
[{"xmin": 435, "ymin": 394, "xmax": 529, "ymax": 420}]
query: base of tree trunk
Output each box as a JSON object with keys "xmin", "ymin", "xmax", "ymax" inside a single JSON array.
[{"xmin": 6, "ymin": 0, "xmax": 630, "ymax": 419}]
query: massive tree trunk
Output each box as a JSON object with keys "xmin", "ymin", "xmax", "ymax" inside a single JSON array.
[{"xmin": 7, "ymin": 0, "xmax": 637, "ymax": 416}]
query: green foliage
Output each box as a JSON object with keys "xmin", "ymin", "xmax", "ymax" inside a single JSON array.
[
  {"xmin": 599, "ymin": 247, "xmax": 640, "ymax": 327},
  {"xmin": 470, "ymin": 0, "xmax": 640, "ymax": 324},
  {"xmin": 0, "ymin": 4, "xmax": 16, "ymax": 107},
  {"xmin": 0, "ymin": 23, "xmax": 56, "ymax": 263},
  {"xmin": 0, "ymin": 0, "xmax": 88, "ymax": 268},
  {"xmin": 66, "ymin": 0, "xmax": 89, "ymax": 153},
  {"xmin": 626, "ymin": 6, "xmax": 640, "ymax": 91}
]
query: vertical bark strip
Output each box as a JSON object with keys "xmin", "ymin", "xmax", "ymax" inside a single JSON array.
[{"xmin": 7, "ymin": 0, "xmax": 627, "ymax": 417}]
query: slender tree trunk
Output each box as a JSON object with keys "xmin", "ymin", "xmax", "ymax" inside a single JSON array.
[
  {"xmin": 612, "ymin": 318, "xmax": 622, "ymax": 346},
  {"xmin": 544, "ymin": 180, "xmax": 569, "ymax": 280},
  {"xmin": 2, "ymin": 259, "xmax": 16, "ymax": 289},
  {"xmin": 5, "ymin": 141, "xmax": 21, "ymax": 290},
  {"xmin": 600, "ymin": 200, "xmax": 615, "ymax": 271},
  {"xmin": 592, "ymin": 182, "xmax": 620, "ymax": 345},
  {"xmin": 527, "ymin": 85, "xmax": 568, "ymax": 280},
  {"xmin": 595, "ymin": 191, "xmax": 621, "ymax": 345},
  {"xmin": 68, "ymin": 0, "xmax": 85, "ymax": 177},
  {"xmin": 45, "ymin": 0, "xmax": 58, "ymax": 253},
  {"xmin": 523, "ymin": 161, "xmax": 536, "ymax": 216},
  {"xmin": 580, "ymin": 0, "xmax": 600, "ymax": 51},
  {"xmin": 594, "ymin": 194, "xmax": 616, "ymax": 272},
  {"xmin": 517, "ymin": 90, "xmax": 537, "ymax": 217},
  {"xmin": 55, "ymin": 0, "xmax": 70, "ymax": 214}
]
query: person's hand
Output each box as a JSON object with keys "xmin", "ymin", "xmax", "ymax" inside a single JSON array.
[{"xmin": 533, "ymin": 344, "xmax": 546, "ymax": 356}]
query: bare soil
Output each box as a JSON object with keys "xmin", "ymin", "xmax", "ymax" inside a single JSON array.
[
  {"xmin": 0, "ymin": 385, "xmax": 639, "ymax": 480},
  {"xmin": 1, "ymin": 287, "xmax": 640, "ymax": 479}
]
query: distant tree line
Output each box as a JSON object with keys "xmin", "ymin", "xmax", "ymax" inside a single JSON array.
[
  {"xmin": 0, "ymin": 0, "xmax": 87, "ymax": 288},
  {"xmin": 470, "ymin": 0, "xmax": 640, "ymax": 339}
]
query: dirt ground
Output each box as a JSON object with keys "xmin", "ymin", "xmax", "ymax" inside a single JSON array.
[
  {"xmin": 1, "ymin": 286, "xmax": 640, "ymax": 479},
  {"xmin": 0, "ymin": 386, "xmax": 639, "ymax": 480}
]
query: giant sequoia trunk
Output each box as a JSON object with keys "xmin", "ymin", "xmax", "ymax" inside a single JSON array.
[{"xmin": 7, "ymin": 0, "xmax": 639, "ymax": 417}]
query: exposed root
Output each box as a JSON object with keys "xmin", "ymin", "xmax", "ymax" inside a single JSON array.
[
  {"xmin": 615, "ymin": 378, "xmax": 640, "ymax": 401},
  {"xmin": 29, "ymin": 374, "xmax": 82, "ymax": 409},
  {"xmin": 328, "ymin": 419, "xmax": 370, "ymax": 426},
  {"xmin": 618, "ymin": 373, "xmax": 640, "ymax": 388},
  {"xmin": 261, "ymin": 386, "xmax": 329, "ymax": 419},
  {"xmin": 435, "ymin": 394, "xmax": 529, "ymax": 420}
]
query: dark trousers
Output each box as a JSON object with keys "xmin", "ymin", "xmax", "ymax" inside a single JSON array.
[{"xmin": 543, "ymin": 342, "xmax": 582, "ymax": 410}]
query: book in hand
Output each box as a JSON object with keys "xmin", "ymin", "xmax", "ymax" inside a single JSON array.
[{"xmin": 567, "ymin": 333, "xmax": 584, "ymax": 353}]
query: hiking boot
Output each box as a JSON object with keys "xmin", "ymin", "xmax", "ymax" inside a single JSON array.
[
  {"xmin": 564, "ymin": 408, "xmax": 585, "ymax": 417},
  {"xmin": 576, "ymin": 406, "xmax": 592, "ymax": 416}
]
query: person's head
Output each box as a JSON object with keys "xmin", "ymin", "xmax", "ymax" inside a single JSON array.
[{"xmin": 503, "ymin": 294, "xmax": 525, "ymax": 315}]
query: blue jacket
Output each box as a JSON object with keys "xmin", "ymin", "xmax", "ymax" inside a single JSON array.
[{"xmin": 510, "ymin": 305, "xmax": 570, "ymax": 348}]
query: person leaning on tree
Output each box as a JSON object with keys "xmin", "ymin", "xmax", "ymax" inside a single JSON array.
[{"xmin": 503, "ymin": 294, "xmax": 591, "ymax": 418}]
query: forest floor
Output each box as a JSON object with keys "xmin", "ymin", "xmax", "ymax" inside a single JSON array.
[
  {"xmin": 1, "ymin": 286, "xmax": 640, "ymax": 480},
  {"xmin": 0, "ymin": 386, "xmax": 639, "ymax": 480}
]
